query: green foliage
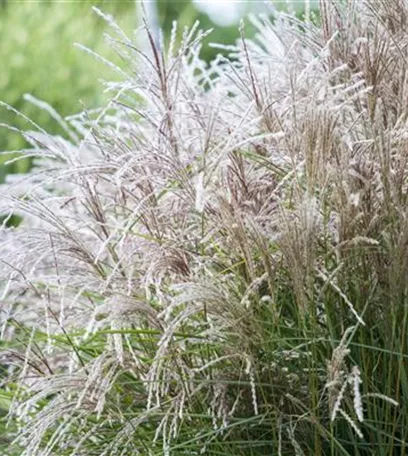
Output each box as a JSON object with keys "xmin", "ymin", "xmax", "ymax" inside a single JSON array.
[
  {"xmin": 0, "ymin": 1, "xmax": 135, "ymax": 181},
  {"xmin": 158, "ymin": 0, "xmax": 246, "ymax": 62}
]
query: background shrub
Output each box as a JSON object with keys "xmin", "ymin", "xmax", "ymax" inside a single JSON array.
[{"xmin": 0, "ymin": 1, "xmax": 139, "ymax": 181}]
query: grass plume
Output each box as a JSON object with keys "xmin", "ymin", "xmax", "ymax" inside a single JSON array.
[{"xmin": 1, "ymin": 2, "xmax": 408, "ymax": 454}]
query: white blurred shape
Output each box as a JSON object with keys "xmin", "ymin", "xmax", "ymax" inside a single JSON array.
[{"xmin": 193, "ymin": 0, "xmax": 246, "ymax": 26}]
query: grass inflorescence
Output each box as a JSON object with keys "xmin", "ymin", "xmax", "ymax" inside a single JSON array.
[{"xmin": 1, "ymin": 2, "xmax": 408, "ymax": 454}]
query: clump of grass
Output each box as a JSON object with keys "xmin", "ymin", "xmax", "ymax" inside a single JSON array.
[{"xmin": 1, "ymin": 1, "xmax": 407, "ymax": 454}]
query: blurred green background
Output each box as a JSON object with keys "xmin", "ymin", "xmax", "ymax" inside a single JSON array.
[{"xmin": 0, "ymin": 0, "xmax": 312, "ymax": 182}]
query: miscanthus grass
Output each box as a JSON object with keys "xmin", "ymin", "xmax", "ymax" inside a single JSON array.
[{"xmin": 1, "ymin": 1, "xmax": 407, "ymax": 454}]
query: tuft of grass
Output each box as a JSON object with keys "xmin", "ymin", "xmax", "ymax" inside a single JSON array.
[{"xmin": 1, "ymin": 1, "xmax": 408, "ymax": 454}]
